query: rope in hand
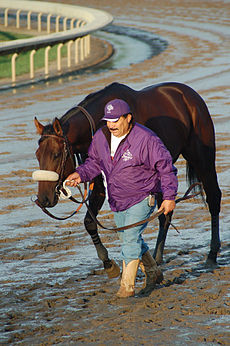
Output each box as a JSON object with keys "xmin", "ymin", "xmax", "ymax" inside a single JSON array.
[
  {"xmin": 75, "ymin": 182, "xmax": 203, "ymax": 233},
  {"xmin": 34, "ymin": 182, "xmax": 202, "ymax": 231}
]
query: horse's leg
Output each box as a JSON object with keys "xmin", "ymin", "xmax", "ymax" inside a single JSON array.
[
  {"xmin": 201, "ymin": 170, "xmax": 221, "ymax": 264},
  {"xmin": 184, "ymin": 147, "xmax": 221, "ymax": 265},
  {"xmin": 84, "ymin": 175, "xmax": 120, "ymax": 278},
  {"xmin": 153, "ymin": 193, "xmax": 173, "ymax": 264}
]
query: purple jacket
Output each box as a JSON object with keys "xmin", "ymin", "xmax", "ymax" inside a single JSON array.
[{"xmin": 76, "ymin": 123, "xmax": 178, "ymax": 212}]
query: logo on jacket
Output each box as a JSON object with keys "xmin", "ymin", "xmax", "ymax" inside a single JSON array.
[{"xmin": 122, "ymin": 149, "xmax": 133, "ymax": 161}]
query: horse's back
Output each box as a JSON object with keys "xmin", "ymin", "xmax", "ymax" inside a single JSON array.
[{"xmin": 117, "ymin": 82, "xmax": 213, "ymax": 160}]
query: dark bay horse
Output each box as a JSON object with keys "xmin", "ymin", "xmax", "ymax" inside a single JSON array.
[{"xmin": 34, "ymin": 82, "xmax": 221, "ymax": 275}]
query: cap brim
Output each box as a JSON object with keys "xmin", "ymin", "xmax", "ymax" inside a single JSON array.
[{"xmin": 102, "ymin": 117, "xmax": 119, "ymax": 122}]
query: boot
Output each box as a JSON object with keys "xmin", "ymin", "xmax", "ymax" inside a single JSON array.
[
  {"xmin": 116, "ymin": 259, "xmax": 140, "ymax": 298},
  {"xmin": 138, "ymin": 251, "xmax": 163, "ymax": 296}
]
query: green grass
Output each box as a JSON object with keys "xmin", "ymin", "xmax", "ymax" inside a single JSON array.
[{"xmin": 0, "ymin": 31, "xmax": 67, "ymax": 78}]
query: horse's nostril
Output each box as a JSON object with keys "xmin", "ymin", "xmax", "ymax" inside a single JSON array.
[
  {"xmin": 39, "ymin": 196, "xmax": 51, "ymax": 208},
  {"xmin": 39, "ymin": 194, "xmax": 58, "ymax": 208}
]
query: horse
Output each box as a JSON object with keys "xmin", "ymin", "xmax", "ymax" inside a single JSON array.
[{"xmin": 34, "ymin": 81, "xmax": 221, "ymax": 277}]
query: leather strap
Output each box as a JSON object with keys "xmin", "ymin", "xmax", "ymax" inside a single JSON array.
[{"xmin": 35, "ymin": 182, "xmax": 202, "ymax": 231}]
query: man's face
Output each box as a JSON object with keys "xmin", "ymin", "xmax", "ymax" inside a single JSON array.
[{"xmin": 106, "ymin": 114, "xmax": 132, "ymax": 137}]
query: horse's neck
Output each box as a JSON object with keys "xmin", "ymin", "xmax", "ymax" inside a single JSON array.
[{"xmin": 65, "ymin": 112, "xmax": 97, "ymax": 153}]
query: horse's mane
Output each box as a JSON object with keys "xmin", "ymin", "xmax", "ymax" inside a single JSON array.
[
  {"xmin": 58, "ymin": 93, "xmax": 98, "ymax": 125},
  {"xmin": 78, "ymin": 87, "xmax": 109, "ymax": 107},
  {"xmin": 60, "ymin": 107, "xmax": 79, "ymax": 125},
  {"xmin": 60, "ymin": 82, "xmax": 123, "ymax": 125}
]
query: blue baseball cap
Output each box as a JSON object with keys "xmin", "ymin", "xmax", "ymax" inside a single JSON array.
[{"xmin": 102, "ymin": 99, "xmax": 131, "ymax": 122}]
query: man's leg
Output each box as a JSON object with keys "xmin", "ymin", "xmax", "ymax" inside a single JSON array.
[{"xmin": 114, "ymin": 197, "xmax": 155, "ymax": 297}]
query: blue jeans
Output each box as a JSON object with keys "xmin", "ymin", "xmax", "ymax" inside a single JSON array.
[{"xmin": 114, "ymin": 197, "xmax": 156, "ymax": 265}]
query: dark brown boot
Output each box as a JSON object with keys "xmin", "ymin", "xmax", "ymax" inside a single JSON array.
[{"xmin": 138, "ymin": 251, "xmax": 163, "ymax": 296}]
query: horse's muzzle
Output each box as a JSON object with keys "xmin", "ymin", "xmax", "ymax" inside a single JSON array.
[
  {"xmin": 32, "ymin": 169, "xmax": 60, "ymax": 208},
  {"xmin": 36, "ymin": 192, "xmax": 59, "ymax": 208}
]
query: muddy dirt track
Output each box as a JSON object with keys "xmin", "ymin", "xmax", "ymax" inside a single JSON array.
[{"xmin": 0, "ymin": 0, "xmax": 229, "ymax": 345}]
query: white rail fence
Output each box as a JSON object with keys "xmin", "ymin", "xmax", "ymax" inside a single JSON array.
[{"xmin": 0, "ymin": 0, "xmax": 113, "ymax": 85}]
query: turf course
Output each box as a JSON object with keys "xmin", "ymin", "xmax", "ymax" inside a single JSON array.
[{"xmin": 0, "ymin": 31, "xmax": 67, "ymax": 78}]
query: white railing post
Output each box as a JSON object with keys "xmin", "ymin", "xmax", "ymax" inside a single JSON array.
[
  {"xmin": 77, "ymin": 19, "xmax": 83, "ymax": 28},
  {"xmin": 44, "ymin": 46, "xmax": 51, "ymax": 75},
  {"xmin": 55, "ymin": 15, "xmax": 60, "ymax": 32},
  {"xmin": 11, "ymin": 53, "xmax": 18, "ymax": 84},
  {"xmin": 88, "ymin": 35, "xmax": 91, "ymax": 55},
  {"xmin": 84, "ymin": 35, "xmax": 90, "ymax": 57},
  {"xmin": 30, "ymin": 49, "xmax": 36, "ymax": 79},
  {"xmin": 27, "ymin": 11, "xmax": 32, "ymax": 30},
  {"xmin": 38, "ymin": 12, "xmax": 42, "ymax": 32},
  {"xmin": 75, "ymin": 38, "xmax": 80, "ymax": 65},
  {"xmin": 16, "ymin": 9, "xmax": 22, "ymax": 28},
  {"xmin": 80, "ymin": 21, "xmax": 86, "ymax": 59},
  {"xmin": 70, "ymin": 18, "xmax": 75, "ymax": 29},
  {"xmin": 4, "ymin": 8, "xmax": 9, "ymax": 27},
  {"xmin": 63, "ymin": 17, "xmax": 68, "ymax": 31},
  {"xmin": 57, "ymin": 43, "xmax": 63, "ymax": 72},
  {"xmin": 47, "ymin": 13, "xmax": 52, "ymax": 33},
  {"xmin": 80, "ymin": 37, "xmax": 84, "ymax": 61},
  {"xmin": 67, "ymin": 40, "xmax": 73, "ymax": 68}
]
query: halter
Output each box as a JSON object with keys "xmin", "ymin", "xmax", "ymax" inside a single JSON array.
[
  {"xmin": 39, "ymin": 133, "xmax": 76, "ymax": 193},
  {"xmin": 34, "ymin": 106, "xmax": 96, "ymax": 220}
]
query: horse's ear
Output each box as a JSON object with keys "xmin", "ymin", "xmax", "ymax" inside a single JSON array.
[
  {"xmin": 34, "ymin": 117, "xmax": 44, "ymax": 135},
  {"xmin": 53, "ymin": 118, "xmax": 63, "ymax": 136}
]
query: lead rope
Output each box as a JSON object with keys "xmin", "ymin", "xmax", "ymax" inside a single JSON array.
[
  {"xmin": 34, "ymin": 182, "xmax": 93, "ymax": 221},
  {"xmin": 75, "ymin": 182, "xmax": 202, "ymax": 233},
  {"xmin": 36, "ymin": 182, "xmax": 202, "ymax": 229}
]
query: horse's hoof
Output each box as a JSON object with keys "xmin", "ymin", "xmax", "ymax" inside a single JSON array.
[
  {"xmin": 105, "ymin": 259, "xmax": 120, "ymax": 279},
  {"xmin": 206, "ymin": 250, "xmax": 219, "ymax": 267},
  {"xmin": 205, "ymin": 257, "xmax": 218, "ymax": 268}
]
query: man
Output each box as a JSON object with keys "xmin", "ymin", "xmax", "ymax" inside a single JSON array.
[{"xmin": 66, "ymin": 99, "xmax": 178, "ymax": 298}]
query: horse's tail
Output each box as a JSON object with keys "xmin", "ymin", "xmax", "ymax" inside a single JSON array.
[{"xmin": 186, "ymin": 161, "xmax": 205, "ymax": 203}]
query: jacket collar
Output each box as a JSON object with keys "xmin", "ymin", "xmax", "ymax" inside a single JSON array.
[{"xmin": 101, "ymin": 122, "xmax": 135, "ymax": 148}]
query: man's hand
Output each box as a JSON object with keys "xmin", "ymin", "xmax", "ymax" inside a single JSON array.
[
  {"xmin": 65, "ymin": 172, "xmax": 82, "ymax": 187},
  {"xmin": 158, "ymin": 200, "xmax": 176, "ymax": 215}
]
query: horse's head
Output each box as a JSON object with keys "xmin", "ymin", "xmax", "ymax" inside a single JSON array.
[{"xmin": 34, "ymin": 117, "xmax": 76, "ymax": 208}]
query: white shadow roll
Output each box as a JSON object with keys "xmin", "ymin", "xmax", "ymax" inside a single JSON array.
[{"xmin": 32, "ymin": 170, "xmax": 59, "ymax": 182}]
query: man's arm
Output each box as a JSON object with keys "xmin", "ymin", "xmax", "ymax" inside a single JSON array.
[
  {"xmin": 66, "ymin": 131, "xmax": 102, "ymax": 186},
  {"xmin": 148, "ymin": 135, "xmax": 178, "ymax": 214}
]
